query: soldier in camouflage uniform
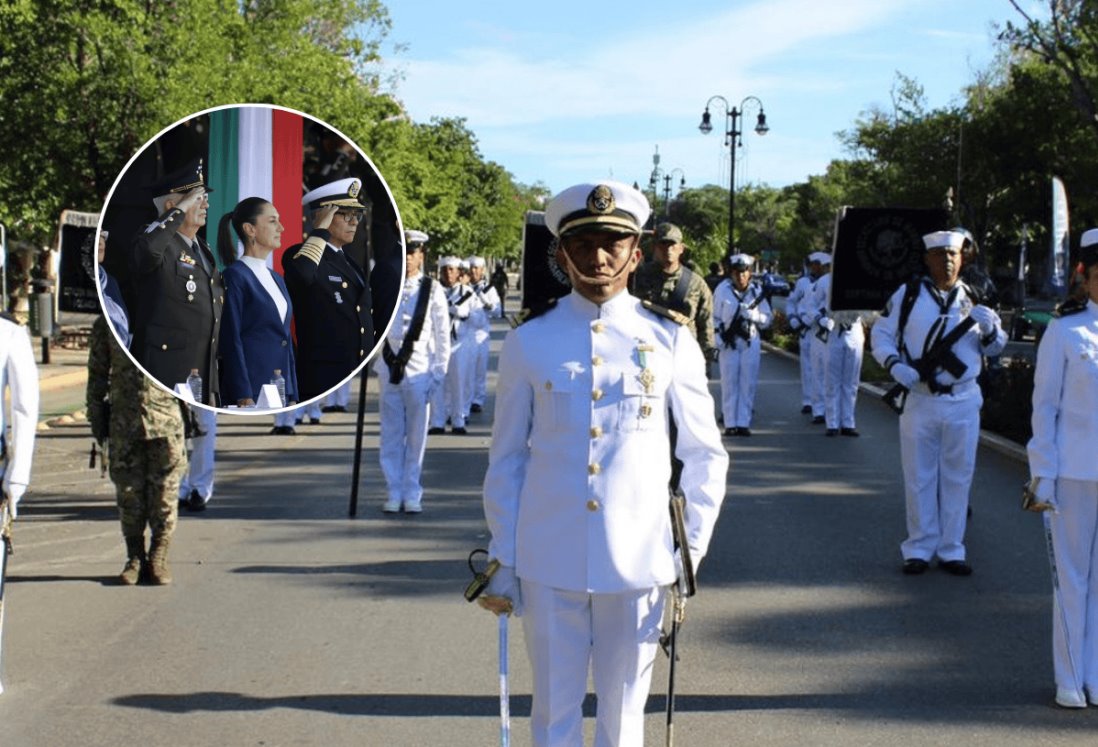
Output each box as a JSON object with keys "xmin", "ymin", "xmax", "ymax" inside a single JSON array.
[
  {"xmin": 632, "ymin": 222, "xmax": 716, "ymax": 360},
  {"xmin": 86, "ymin": 316, "xmax": 186, "ymax": 585}
]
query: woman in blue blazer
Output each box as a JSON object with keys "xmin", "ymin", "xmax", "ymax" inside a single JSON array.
[{"xmin": 216, "ymin": 197, "xmax": 298, "ymax": 408}]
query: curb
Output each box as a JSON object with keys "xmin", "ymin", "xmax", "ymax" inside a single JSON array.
[{"xmin": 761, "ymin": 341, "xmax": 1028, "ymax": 464}]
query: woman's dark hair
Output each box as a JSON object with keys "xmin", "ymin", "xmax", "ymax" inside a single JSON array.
[{"xmin": 217, "ymin": 196, "xmax": 271, "ymax": 267}]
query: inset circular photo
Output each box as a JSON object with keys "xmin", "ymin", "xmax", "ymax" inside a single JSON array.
[{"xmin": 97, "ymin": 104, "xmax": 404, "ymax": 414}]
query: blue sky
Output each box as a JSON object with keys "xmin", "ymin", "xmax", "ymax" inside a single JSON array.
[{"xmin": 379, "ymin": 0, "xmax": 1029, "ymax": 195}]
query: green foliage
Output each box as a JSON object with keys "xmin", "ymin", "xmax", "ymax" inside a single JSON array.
[{"xmin": 979, "ymin": 357, "xmax": 1034, "ymax": 445}]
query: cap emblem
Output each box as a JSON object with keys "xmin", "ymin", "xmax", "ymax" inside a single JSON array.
[{"xmin": 587, "ymin": 185, "xmax": 615, "ymax": 215}]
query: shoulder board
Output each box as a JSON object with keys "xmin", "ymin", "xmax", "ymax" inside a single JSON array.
[
  {"xmin": 641, "ymin": 299, "xmax": 689, "ymax": 326},
  {"xmin": 509, "ymin": 297, "xmax": 559, "ymax": 328},
  {"xmin": 1054, "ymin": 297, "xmax": 1088, "ymax": 318}
]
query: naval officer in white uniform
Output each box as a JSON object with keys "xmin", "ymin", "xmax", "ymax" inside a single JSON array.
[
  {"xmin": 1027, "ymin": 230, "xmax": 1098, "ymax": 708},
  {"xmin": 871, "ymin": 229, "xmax": 1005, "ymax": 576},
  {"xmin": 479, "ymin": 180, "xmax": 728, "ymax": 746}
]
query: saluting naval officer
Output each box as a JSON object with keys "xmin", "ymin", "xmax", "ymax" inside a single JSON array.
[
  {"xmin": 128, "ymin": 159, "xmax": 224, "ymax": 405},
  {"xmin": 479, "ymin": 180, "xmax": 728, "ymax": 746},
  {"xmin": 281, "ymin": 178, "xmax": 375, "ymax": 402},
  {"xmin": 712, "ymin": 253, "xmax": 772, "ymax": 436},
  {"xmin": 1027, "ymin": 229, "xmax": 1098, "ymax": 709},
  {"xmin": 377, "ymin": 230, "xmax": 451, "ymax": 514},
  {"xmin": 871, "ymin": 229, "xmax": 1006, "ymax": 576}
]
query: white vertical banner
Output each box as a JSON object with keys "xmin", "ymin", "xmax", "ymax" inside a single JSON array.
[
  {"xmin": 1049, "ymin": 176, "xmax": 1069, "ymax": 296},
  {"xmin": 238, "ymin": 106, "xmax": 274, "ymax": 265}
]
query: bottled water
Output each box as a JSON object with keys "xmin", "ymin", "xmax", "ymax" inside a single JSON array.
[
  {"xmin": 186, "ymin": 368, "xmax": 203, "ymax": 404},
  {"xmin": 272, "ymin": 369, "xmax": 286, "ymax": 407}
]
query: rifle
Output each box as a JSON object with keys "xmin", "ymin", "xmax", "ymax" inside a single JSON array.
[
  {"xmin": 718, "ymin": 286, "xmax": 768, "ymax": 348},
  {"xmin": 882, "ymin": 316, "xmax": 977, "ymax": 414}
]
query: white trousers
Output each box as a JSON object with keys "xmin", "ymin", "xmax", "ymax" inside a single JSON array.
[
  {"xmin": 179, "ymin": 408, "xmax": 217, "ymax": 500},
  {"xmin": 377, "ymin": 371, "xmax": 431, "ymax": 507},
  {"xmin": 797, "ymin": 332, "xmax": 813, "ymax": 407},
  {"xmin": 430, "ymin": 338, "xmax": 473, "ymax": 429},
  {"xmin": 898, "ymin": 389, "xmax": 982, "ymax": 562},
  {"xmin": 472, "ymin": 330, "xmax": 490, "ymax": 407},
  {"xmin": 521, "ymin": 579, "xmax": 666, "ymax": 747},
  {"xmin": 1049, "ymin": 478, "xmax": 1098, "ymax": 692},
  {"xmin": 824, "ymin": 325, "xmax": 863, "ymax": 429},
  {"xmin": 289, "ymin": 400, "xmax": 322, "ymax": 424},
  {"xmin": 809, "ymin": 334, "xmax": 828, "ymax": 418},
  {"xmin": 718, "ymin": 338, "xmax": 760, "ymax": 428},
  {"xmin": 325, "ymin": 381, "xmax": 351, "ymax": 408}
]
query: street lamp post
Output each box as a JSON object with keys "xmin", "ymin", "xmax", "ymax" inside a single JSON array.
[
  {"xmin": 662, "ymin": 169, "xmax": 686, "ymax": 217},
  {"xmin": 698, "ymin": 95, "xmax": 769, "ymax": 253}
]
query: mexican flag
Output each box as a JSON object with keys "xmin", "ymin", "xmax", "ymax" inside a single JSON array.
[{"xmin": 207, "ymin": 106, "xmax": 304, "ymax": 273}]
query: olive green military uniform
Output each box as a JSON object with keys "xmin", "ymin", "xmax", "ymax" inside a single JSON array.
[
  {"xmin": 87, "ymin": 317, "xmax": 186, "ymax": 583},
  {"xmin": 632, "ymin": 262, "xmax": 716, "ymax": 358}
]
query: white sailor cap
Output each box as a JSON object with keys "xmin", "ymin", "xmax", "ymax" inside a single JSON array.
[
  {"xmin": 951, "ymin": 226, "xmax": 975, "ymax": 245},
  {"xmin": 467, "ymin": 256, "xmax": 486, "ymax": 268},
  {"xmin": 302, "ymin": 178, "xmax": 364, "ymax": 210},
  {"xmin": 814, "ymin": 252, "xmax": 832, "ymax": 265},
  {"xmin": 438, "ymin": 255, "xmax": 462, "ymax": 269},
  {"xmin": 922, "ymin": 230, "xmax": 965, "ymax": 251},
  {"xmin": 1081, "ymin": 228, "xmax": 1098, "ymax": 248},
  {"xmin": 404, "ymin": 229, "xmax": 429, "ymax": 248},
  {"xmin": 727, "ymin": 253, "xmax": 754, "ymax": 268},
  {"xmin": 545, "ymin": 180, "xmax": 650, "ymax": 238},
  {"xmin": 1081, "ymin": 228, "xmax": 1098, "ymax": 267}
]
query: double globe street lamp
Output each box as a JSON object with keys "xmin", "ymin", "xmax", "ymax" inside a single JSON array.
[{"xmin": 698, "ymin": 95, "xmax": 769, "ymax": 253}]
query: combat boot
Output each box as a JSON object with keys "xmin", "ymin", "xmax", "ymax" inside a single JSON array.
[
  {"xmin": 147, "ymin": 533, "xmax": 173, "ymax": 586},
  {"xmin": 118, "ymin": 535, "xmax": 146, "ymax": 586}
]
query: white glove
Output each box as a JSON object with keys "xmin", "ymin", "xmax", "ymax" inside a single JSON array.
[
  {"xmin": 480, "ymin": 564, "xmax": 522, "ymax": 617},
  {"xmin": 742, "ymin": 307, "xmax": 762, "ymax": 324},
  {"xmin": 1035, "ymin": 478, "xmax": 1058, "ymax": 511},
  {"xmin": 819, "ymin": 317, "xmax": 835, "ymax": 331},
  {"xmin": 890, "ymin": 363, "xmax": 919, "ymax": 389},
  {"xmin": 969, "ymin": 304, "xmax": 999, "ymax": 335},
  {"xmin": 427, "ymin": 370, "xmax": 445, "ymax": 400}
]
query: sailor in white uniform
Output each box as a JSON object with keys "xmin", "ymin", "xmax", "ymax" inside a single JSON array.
[
  {"xmin": 786, "ymin": 253, "xmax": 824, "ymax": 414},
  {"xmin": 479, "ymin": 180, "xmax": 728, "ymax": 746},
  {"xmin": 871, "ymin": 229, "xmax": 1005, "ymax": 576},
  {"xmin": 0, "ymin": 314, "xmax": 39, "ymax": 521},
  {"xmin": 466, "ymin": 255, "xmax": 501, "ymax": 414},
  {"xmin": 711, "ymin": 253, "xmax": 772, "ymax": 436},
  {"xmin": 803, "ymin": 253, "xmax": 833, "ymax": 424},
  {"xmin": 377, "ymin": 231, "xmax": 450, "ymax": 513},
  {"xmin": 428, "ymin": 256, "xmax": 479, "ymax": 434},
  {"xmin": 1027, "ymin": 229, "xmax": 1098, "ymax": 708}
]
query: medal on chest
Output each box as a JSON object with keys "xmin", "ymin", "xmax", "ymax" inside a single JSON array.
[{"xmin": 635, "ymin": 341, "xmax": 656, "ymax": 418}]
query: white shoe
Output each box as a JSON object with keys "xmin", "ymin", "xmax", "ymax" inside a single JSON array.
[
  {"xmin": 1056, "ymin": 687, "xmax": 1086, "ymax": 708},
  {"xmin": 403, "ymin": 501, "xmax": 422, "ymax": 514},
  {"xmin": 382, "ymin": 500, "xmax": 401, "ymax": 513}
]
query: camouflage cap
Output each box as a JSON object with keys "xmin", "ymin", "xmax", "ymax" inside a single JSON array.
[{"xmin": 654, "ymin": 222, "xmax": 683, "ymax": 244}]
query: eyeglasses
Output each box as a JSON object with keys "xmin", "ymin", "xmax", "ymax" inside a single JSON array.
[{"xmin": 335, "ymin": 210, "xmax": 364, "ymax": 223}]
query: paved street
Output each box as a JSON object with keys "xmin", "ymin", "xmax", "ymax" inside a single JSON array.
[{"xmin": 1, "ymin": 308, "xmax": 1094, "ymax": 746}]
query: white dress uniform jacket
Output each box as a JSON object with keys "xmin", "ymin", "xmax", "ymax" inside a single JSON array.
[
  {"xmin": 484, "ymin": 291, "xmax": 728, "ymax": 593},
  {"xmin": 0, "ymin": 317, "xmax": 39, "ymax": 507},
  {"xmin": 1027, "ymin": 299, "xmax": 1098, "ymax": 696}
]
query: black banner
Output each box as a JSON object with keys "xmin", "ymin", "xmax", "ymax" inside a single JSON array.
[
  {"xmin": 830, "ymin": 206, "xmax": 949, "ymax": 311},
  {"xmin": 57, "ymin": 211, "xmax": 101, "ymax": 314},
  {"xmin": 520, "ymin": 211, "xmax": 570, "ymax": 313}
]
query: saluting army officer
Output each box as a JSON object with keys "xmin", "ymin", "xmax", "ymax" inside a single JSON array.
[
  {"xmin": 871, "ymin": 230, "xmax": 1006, "ymax": 576},
  {"xmin": 281, "ymin": 178, "xmax": 375, "ymax": 402},
  {"xmin": 129, "ymin": 159, "xmax": 224, "ymax": 405},
  {"xmin": 1027, "ymin": 229, "xmax": 1098, "ymax": 708},
  {"xmin": 479, "ymin": 180, "xmax": 728, "ymax": 746}
]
